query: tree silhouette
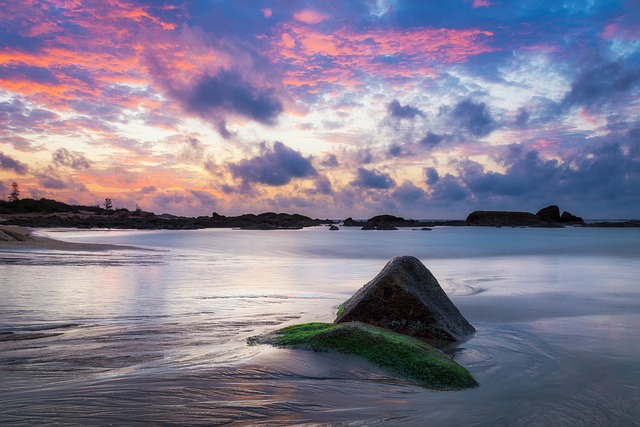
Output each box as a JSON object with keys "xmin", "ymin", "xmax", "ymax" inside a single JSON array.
[{"xmin": 8, "ymin": 181, "xmax": 20, "ymax": 203}]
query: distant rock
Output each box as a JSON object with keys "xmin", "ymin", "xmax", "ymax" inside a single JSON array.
[
  {"xmin": 466, "ymin": 205, "xmax": 585, "ymax": 227},
  {"xmin": 466, "ymin": 210, "xmax": 544, "ymax": 227},
  {"xmin": 343, "ymin": 217, "xmax": 366, "ymax": 227},
  {"xmin": 329, "ymin": 225, "xmax": 339, "ymax": 231},
  {"xmin": 559, "ymin": 211, "xmax": 584, "ymax": 224},
  {"xmin": 536, "ymin": 205, "xmax": 561, "ymax": 223},
  {"xmin": 335, "ymin": 256, "xmax": 475, "ymax": 341}
]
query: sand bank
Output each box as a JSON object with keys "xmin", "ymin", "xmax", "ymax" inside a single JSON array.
[{"xmin": 0, "ymin": 225, "xmax": 136, "ymax": 252}]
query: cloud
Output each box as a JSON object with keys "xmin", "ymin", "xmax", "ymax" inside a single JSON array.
[
  {"xmin": 350, "ymin": 167, "xmax": 396, "ymax": 189},
  {"xmin": 228, "ymin": 141, "xmax": 317, "ymax": 187},
  {"xmin": 388, "ymin": 144, "xmax": 413, "ymax": 157},
  {"xmin": 38, "ymin": 174, "xmax": 67, "ymax": 189},
  {"xmin": 52, "ymin": 148, "xmax": 91, "ymax": 169},
  {"xmin": 293, "ymin": 10, "xmax": 328, "ymax": 25},
  {"xmin": 189, "ymin": 189, "xmax": 217, "ymax": 207},
  {"xmin": 139, "ymin": 185, "xmax": 157, "ymax": 194},
  {"xmin": 562, "ymin": 59, "xmax": 640, "ymax": 110},
  {"xmin": 0, "ymin": 99, "xmax": 59, "ymax": 132},
  {"xmin": 425, "ymin": 167, "xmax": 440, "ymax": 185},
  {"xmin": 430, "ymin": 173, "xmax": 470, "ymax": 201},
  {"xmin": 420, "ymin": 132, "xmax": 445, "ymax": 148},
  {"xmin": 450, "ymin": 99, "xmax": 496, "ymax": 137},
  {"xmin": 321, "ymin": 153, "xmax": 339, "ymax": 167},
  {"xmin": 179, "ymin": 137, "xmax": 206, "ymax": 163},
  {"xmin": 182, "ymin": 70, "xmax": 283, "ymax": 132},
  {"xmin": 1, "ymin": 135, "xmax": 37, "ymax": 152},
  {"xmin": 269, "ymin": 23, "xmax": 494, "ymax": 91},
  {"xmin": 0, "ymin": 64, "xmax": 59, "ymax": 85},
  {"xmin": 387, "ymin": 99, "xmax": 424, "ymax": 120},
  {"xmin": 308, "ymin": 175, "xmax": 333, "ymax": 195},
  {"xmin": 0, "ymin": 152, "xmax": 28, "ymax": 174},
  {"xmin": 451, "ymin": 139, "xmax": 640, "ymax": 208},
  {"xmin": 392, "ymin": 180, "xmax": 426, "ymax": 203}
]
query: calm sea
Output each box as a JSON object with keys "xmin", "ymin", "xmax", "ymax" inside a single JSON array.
[{"xmin": 1, "ymin": 226, "xmax": 639, "ymax": 426}]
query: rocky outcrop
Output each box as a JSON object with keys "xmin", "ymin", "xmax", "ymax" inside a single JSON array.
[
  {"xmin": 342, "ymin": 214, "xmax": 460, "ymax": 230},
  {"xmin": 335, "ymin": 256, "xmax": 475, "ymax": 341},
  {"xmin": 1, "ymin": 199, "xmax": 330, "ymax": 230},
  {"xmin": 466, "ymin": 210, "xmax": 545, "ymax": 227},
  {"xmin": 536, "ymin": 205, "xmax": 561, "ymax": 223},
  {"xmin": 559, "ymin": 211, "xmax": 584, "ymax": 224},
  {"xmin": 467, "ymin": 205, "xmax": 585, "ymax": 227}
]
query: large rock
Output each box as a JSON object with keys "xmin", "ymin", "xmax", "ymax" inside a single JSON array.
[
  {"xmin": 335, "ymin": 256, "xmax": 475, "ymax": 341},
  {"xmin": 536, "ymin": 205, "xmax": 561, "ymax": 223},
  {"xmin": 466, "ymin": 210, "xmax": 543, "ymax": 227}
]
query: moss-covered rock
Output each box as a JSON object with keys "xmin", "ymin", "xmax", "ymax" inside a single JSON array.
[{"xmin": 248, "ymin": 321, "xmax": 478, "ymax": 390}]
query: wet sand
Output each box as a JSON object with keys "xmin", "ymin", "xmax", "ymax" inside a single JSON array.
[{"xmin": 0, "ymin": 225, "xmax": 135, "ymax": 252}]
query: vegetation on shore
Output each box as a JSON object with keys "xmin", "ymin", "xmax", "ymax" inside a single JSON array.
[{"xmin": 248, "ymin": 321, "xmax": 478, "ymax": 390}]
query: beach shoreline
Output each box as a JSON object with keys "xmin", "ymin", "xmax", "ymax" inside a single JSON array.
[{"xmin": 0, "ymin": 225, "xmax": 138, "ymax": 252}]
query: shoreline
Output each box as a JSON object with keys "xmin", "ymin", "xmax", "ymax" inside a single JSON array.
[{"xmin": 0, "ymin": 225, "xmax": 139, "ymax": 252}]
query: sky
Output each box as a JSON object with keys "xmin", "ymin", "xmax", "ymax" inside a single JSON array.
[{"xmin": 1, "ymin": 0, "xmax": 639, "ymax": 219}]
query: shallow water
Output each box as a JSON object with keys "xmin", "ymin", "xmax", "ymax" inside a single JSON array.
[{"xmin": 1, "ymin": 226, "xmax": 639, "ymax": 425}]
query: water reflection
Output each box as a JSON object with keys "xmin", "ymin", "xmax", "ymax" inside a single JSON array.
[{"xmin": 1, "ymin": 227, "xmax": 639, "ymax": 425}]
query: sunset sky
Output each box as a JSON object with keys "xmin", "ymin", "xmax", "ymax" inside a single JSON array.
[{"xmin": 1, "ymin": 0, "xmax": 639, "ymax": 218}]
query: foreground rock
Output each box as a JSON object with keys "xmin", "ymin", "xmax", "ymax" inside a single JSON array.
[
  {"xmin": 335, "ymin": 256, "xmax": 475, "ymax": 341},
  {"xmin": 249, "ymin": 322, "xmax": 478, "ymax": 390}
]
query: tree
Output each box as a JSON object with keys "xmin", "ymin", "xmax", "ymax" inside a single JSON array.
[
  {"xmin": 8, "ymin": 181, "xmax": 20, "ymax": 203},
  {"xmin": 104, "ymin": 198, "xmax": 113, "ymax": 210}
]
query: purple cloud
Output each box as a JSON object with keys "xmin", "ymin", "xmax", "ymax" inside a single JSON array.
[
  {"xmin": 425, "ymin": 167, "xmax": 440, "ymax": 185},
  {"xmin": 420, "ymin": 132, "xmax": 445, "ymax": 147},
  {"xmin": 0, "ymin": 152, "xmax": 28, "ymax": 174},
  {"xmin": 38, "ymin": 175, "xmax": 67, "ymax": 189},
  {"xmin": 180, "ymin": 70, "xmax": 283, "ymax": 134},
  {"xmin": 563, "ymin": 58, "xmax": 640, "ymax": 110},
  {"xmin": 139, "ymin": 185, "xmax": 157, "ymax": 194},
  {"xmin": 52, "ymin": 148, "xmax": 91, "ymax": 170},
  {"xmin": 351, "ymin": 167, "xmax": 396, "ymax": 189},
  {"xmin": 189, "ymin": 189, "xmax": 217, "ymax": 206},
  {"xmin": 392, "ymin": 180, "xmax": 426, "ymax": 203},
  {"xmin": 450, "ymin": 99, "xmax": 495, "ymax": 137},
  {"xmin": 228, "ymin": 141, "xmax": 317, "ymax": 187},
  {"xmin": 387, "ymin": 99, "xmax": 424, "ymax": 120}
]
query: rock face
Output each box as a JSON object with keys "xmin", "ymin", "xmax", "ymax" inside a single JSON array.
[{"xmin": 335, "ymin": 256, "xmax": 475, "ymax": 341}]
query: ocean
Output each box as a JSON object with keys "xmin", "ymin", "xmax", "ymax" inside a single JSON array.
[{"xmin": 1, "ymin": 226, "xmax": 639, "ymax": 426}]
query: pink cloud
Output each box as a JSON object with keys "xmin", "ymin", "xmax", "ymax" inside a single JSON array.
[
  {"xmin": 600, "ymin": 22, "xmax": 640, "ymax": 41},
  {"xmin": 472, "ymin": 0, "xmax": 492, "ymax": 8},
  {"xmin": 293, "ymin": 9, "xmax": 329, "ymax": 25},
  {"xmin": 262, "ymin": 8, "xmax": 272, "ymax": 18},
  {"xmin": 269, "ymin": 23, "xmax": 494, "ymax": 90}
]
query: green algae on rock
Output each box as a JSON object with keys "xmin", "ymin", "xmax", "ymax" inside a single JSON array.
[{"xmin": 248, "ymin": 321, "xmax": 478, "ymax": 390}]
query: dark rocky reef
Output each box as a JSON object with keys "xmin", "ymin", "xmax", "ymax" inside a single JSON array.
[
  {"xmin": 466, "ymin": 205, "xmax": 584, "ymax": 227},
  {"xmin": 0, "ymin": 198, "xmax": 330, "ymax": 230},
  {"xmin": 335, "ymin": 256, "xmax": 475, "ymax": 341},
  {"xmin": 343, "ymin": 214, "xmax": 465, "ymax": 230}
]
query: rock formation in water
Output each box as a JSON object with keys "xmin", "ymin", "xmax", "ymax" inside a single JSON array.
[
  {"xmin": 466, "ymin": 205, "xmax": 585, "ymax": 227},
  {"xmin": 335, "ymin": 256, "xmax": 475, "ymax": 341}
]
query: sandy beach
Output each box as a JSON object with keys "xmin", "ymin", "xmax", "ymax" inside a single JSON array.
[{"xmin": 0, "ymin": 225, "xmax": 135, "ymax": 252}]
